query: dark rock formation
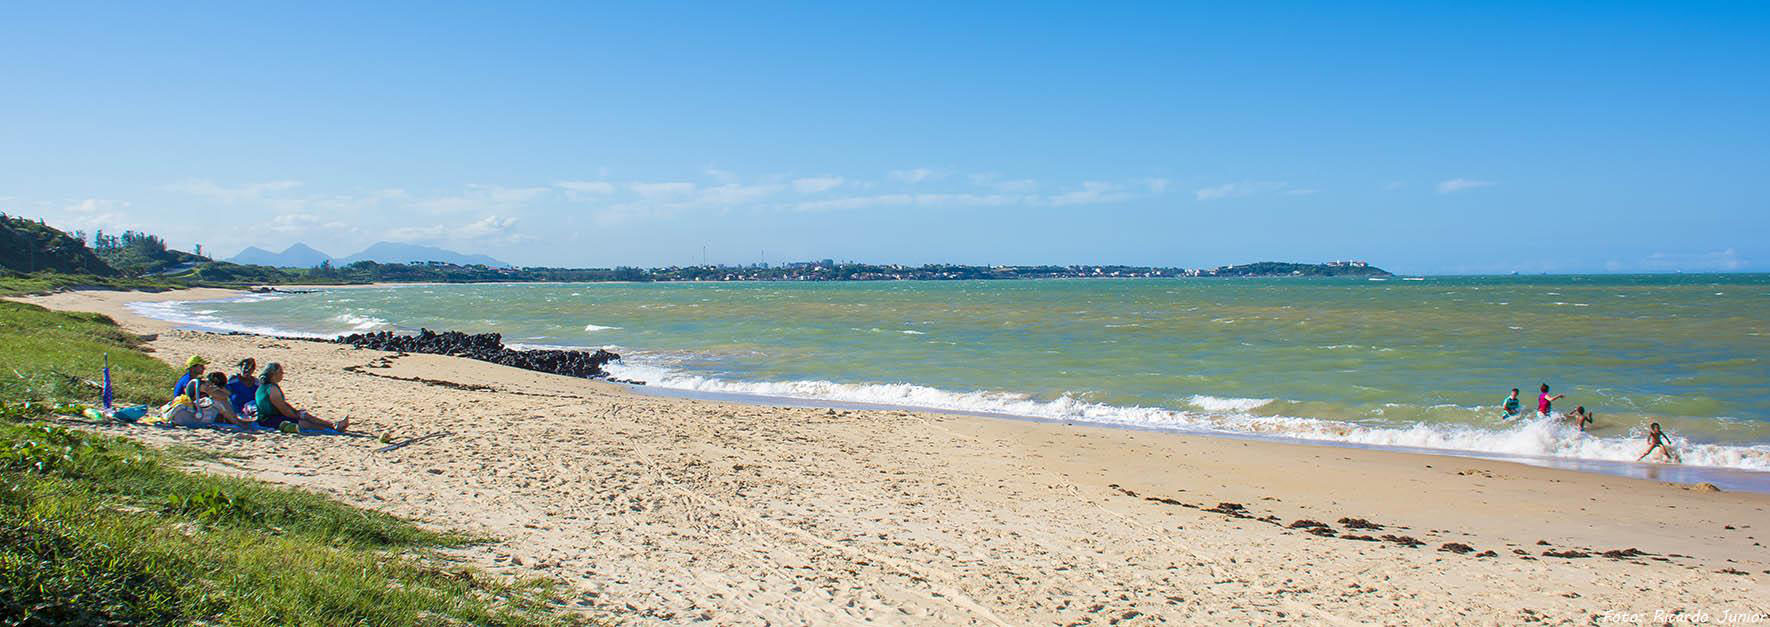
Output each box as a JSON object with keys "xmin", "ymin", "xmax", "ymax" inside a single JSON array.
[{"xmin": 336, "ymin": 329, "xmax": 619, "ymax": 379}]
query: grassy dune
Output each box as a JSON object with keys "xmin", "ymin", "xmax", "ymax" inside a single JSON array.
[{"xmin": 0, "ymin": 300, "xmax": 585, "ymax": 624}]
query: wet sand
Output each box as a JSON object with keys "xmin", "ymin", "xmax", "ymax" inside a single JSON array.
[{"xmin": 15, "ymin": 288, "xmax": 1769, "ymax": 624}]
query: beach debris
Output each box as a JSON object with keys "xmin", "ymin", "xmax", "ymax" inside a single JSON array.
[
  {"xmin": 1687, "ymin": 482, "xmax": 1722, "ymax": 492},
  {"xmin": 1600, "ymin": 548, "xmax": 1648, "ymax": 559},
  {"xmin": 1474, "ymin": 550, "xmax": 1498, "ymax": 558},
  {"xmin": 1380, "ymin": 534, "xmax": 1424, "ymax": 547},
  {"xmin": 1717, "ymin": 568, "xmax": 1748, "ymax": 575},
  {"xmin": 1307, "ymin": 527, "xmax": 1338, "ymax": 538},
  {"xmin": 1288, "ymin": 519, "xmax": 1329, "ymax": 529},
  {"xmin": 1206, "ymin": 502, "xmax": 1249, "ymax": 517},
  {"xmin": 1541, "ymin": 549, "xmax": 1591, "ymax": 558},
  {"xmin": 1337, "ymin": 517, "xmax": 1383, "ymax": 530},
  {"xmin": 1439, "ymin": 543, "xmax": 1476, "ymax": 554},
  {"xmin": 376, "ymin": 430, "xmax": 452, "ymax": 453},
  {"xmin": 1341, "ymin": 534, "xmax": 1379, "ymax": 542}
]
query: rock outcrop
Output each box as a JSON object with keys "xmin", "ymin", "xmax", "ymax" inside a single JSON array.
[{"xmin": 335, "ymin": 329, "xmax": 619, "ymax": 379}]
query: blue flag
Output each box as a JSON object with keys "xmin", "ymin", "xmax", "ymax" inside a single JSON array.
[{"xmin": 102, "ymin": 353, "xmax": 113, "ymax": 410}]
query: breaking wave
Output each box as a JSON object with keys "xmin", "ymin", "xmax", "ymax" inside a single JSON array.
[{"xmin": 605, "ymin": 361, "xmax": 1770, "ymax": 472}]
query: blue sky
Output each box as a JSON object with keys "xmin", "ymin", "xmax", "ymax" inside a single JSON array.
[{"xmin": 2, "ymin": 2, "xmax": 1766, "ymax": 273}]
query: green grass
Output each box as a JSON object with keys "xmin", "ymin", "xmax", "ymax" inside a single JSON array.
[
  {"xmin": 0, "ymin": 273, "xmax": 192, "ymax": 298},
  {"xmin": 0, "ymin": 299, "xmax": 589, "ymax": 625},
  {"xmin": 0, "ymin": 300, "xmax": 180, "ymax": 406}
]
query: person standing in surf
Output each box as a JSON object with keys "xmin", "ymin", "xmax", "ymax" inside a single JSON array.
[
  {"xmin": 1501, "ymin": 388, "xmax": 1522, "ymax": 420},
  {"xmin": 1637, "ymin": 422, "xmax": 1679, "ymax": 463},
  {"xmin": 1537, "ymin": 383, "xmax": 1564, "ymax": 418}
]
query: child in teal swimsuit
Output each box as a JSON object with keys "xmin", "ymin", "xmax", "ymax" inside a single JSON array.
[{"xmin": 1501, "ymin": 388, "xmax": 1521, "ymax": 420}]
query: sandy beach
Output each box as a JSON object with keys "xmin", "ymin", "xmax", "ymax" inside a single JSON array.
[{"xmin": 17, "ymin": 288, "xmax": 1769, "ymax": 624}]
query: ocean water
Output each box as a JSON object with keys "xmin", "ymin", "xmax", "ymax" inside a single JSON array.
[{"xmin": 131, "ymin": 275, "xmax": 1770, "ymax": 475}]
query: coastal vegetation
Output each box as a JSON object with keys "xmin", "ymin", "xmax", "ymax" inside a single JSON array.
[
  {"xmin": 2, "ymin": 212, "xmax": 1391, "ymax": 298},
  {"xmin": 0, "ymin": 299, "xmax": 582, "ymax": 624}
]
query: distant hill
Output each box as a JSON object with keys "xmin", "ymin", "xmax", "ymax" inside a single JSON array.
[
  {"xmin": 337, "ymin": 242, "xmax": 510, "ymax": 268},
  {"xmin": 1212, "ymin": 261, "xmax": 1391, "ymax": 277},
  {"xmin": 0, "ymin": 214, "xmax": 115, "ymax": 275},
  {"xmin": 229, "ymin": 243, "xmax": 334, "ymax": 268}
]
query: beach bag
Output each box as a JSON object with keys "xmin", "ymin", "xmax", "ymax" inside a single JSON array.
[{"xmin": 164, "ymin": 395, "xmax": 209, "ymax": 427}]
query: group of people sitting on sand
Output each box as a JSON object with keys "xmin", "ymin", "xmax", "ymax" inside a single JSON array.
[
  {"xmin": 167, "ymin": 355, "xmax": 347, "ymax": 433},
  {"xmin": 1501, "ymin": 383, "xmax": 1678, "ymax": 463}
]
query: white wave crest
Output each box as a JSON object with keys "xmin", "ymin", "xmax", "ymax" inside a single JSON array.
[
  {"xmin": 1186, "ymin": 395, "xmax": 1273, "ymax": 412},
  {"xmin": 605, "ymin": 362, "xmax": 1770, "ymax": 472},
  {"xmin": 126, "ymin": 300, "xmax": 334, "ymax": 339},
  {"xmin": 331, "ymin": 313, "xmax": 389, "ymax": 331},
  {"xmin": 584, "ymin": 324, "xmax": 622, "ymax": 332}
]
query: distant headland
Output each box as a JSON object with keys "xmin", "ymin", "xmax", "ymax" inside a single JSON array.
[{"xmin": 1, "ymin": 214, "xmax": 1389, "ymax": 289}]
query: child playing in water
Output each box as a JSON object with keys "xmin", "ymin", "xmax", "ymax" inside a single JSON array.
[
  {"xmin": 1501, "ymin": 388, "xmax": 1522, "ymax": 420},
  {"xmin": 1537, "ymin": 383, "xmax": 1564, "ymax": 418},
  {"xmin": 1567, "ymin": 405, "xmax": 1594, "ymax": 431},
  {"xmin": 1636, "ymin": 422, "xmax": 1680, "ymax": 463}
]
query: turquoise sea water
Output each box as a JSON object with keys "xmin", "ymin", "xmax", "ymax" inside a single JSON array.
[{"xmin": 133, "ymin": 275, "xmax": 1770, "ymax": 473}]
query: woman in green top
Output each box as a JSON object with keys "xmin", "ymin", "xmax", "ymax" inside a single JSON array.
[
  {"xmin": 1500, "ymin": 388, "xmax": 1521, "ymax": 420},
  {"xmin": 254, "ymin": 362, "xmax": 349, "ymax": 432}
]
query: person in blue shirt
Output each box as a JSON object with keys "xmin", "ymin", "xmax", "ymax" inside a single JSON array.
[
  {"xmin": 225, "ymin": 358, "xmax": 259, "ymax": 415},
  {"xmin": 172, "ymin": 355, "xmax": 207, "ymax": 399}
]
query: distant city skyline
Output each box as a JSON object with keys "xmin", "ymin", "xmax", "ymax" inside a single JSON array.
[{"xmin": 2, "ymin": 3, "xmax": 1766, "ymax": 274}]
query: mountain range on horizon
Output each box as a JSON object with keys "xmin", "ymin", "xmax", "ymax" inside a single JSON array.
[{"xmin": 229, "ymin": 242, "xmax": 511, "ymax": 269}]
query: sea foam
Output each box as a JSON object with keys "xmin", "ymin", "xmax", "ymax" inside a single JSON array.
[{"xmin": 605, "ymin": 361, "xmax": 1770, "ymax": 472}]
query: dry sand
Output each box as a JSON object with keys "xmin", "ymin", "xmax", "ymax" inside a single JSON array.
[{"xmin": 16, "ymin": 289, "xmax": 1770, "ymax": 624}]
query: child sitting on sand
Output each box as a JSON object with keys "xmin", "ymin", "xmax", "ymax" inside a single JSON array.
[
  {"xmin": 1636, "ymin": 422, "xmax": 1680, "ymax": 463},
  {"xmin": 254, "ymin": 362, "xmax": 348, "ymax": 433}
]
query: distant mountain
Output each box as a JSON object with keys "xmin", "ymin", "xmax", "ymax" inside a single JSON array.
[
  {"xmin": 337, "ymin": 242, "xmax": 510, "ymax": 268},
  {"xmin": 229, "ymin": 243, "xmax": 334, "ymax": 268}
]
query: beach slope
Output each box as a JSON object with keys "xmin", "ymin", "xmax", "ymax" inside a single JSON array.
[{"xmin": 16, "ymin": 289, "xmax": 1769, "ymax": 624}]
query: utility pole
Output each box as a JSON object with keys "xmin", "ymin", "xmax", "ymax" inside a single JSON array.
[{"xmin": 702, "ymin": 245, "xmax": 708, "ymax": 267}]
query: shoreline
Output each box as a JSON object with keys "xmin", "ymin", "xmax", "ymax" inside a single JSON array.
[
  {"xmin": 101, "ymin": 286, "xmax": 1770, "ymax": 492},
  {"xmin": 12, "ymin": 287, "xmax": 1769, "ymax": 621}
]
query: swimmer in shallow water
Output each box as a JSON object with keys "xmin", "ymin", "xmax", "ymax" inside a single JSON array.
[
  {"xmin": 1636, "ymin": 422, "xmax": 1680, "ymax": 463},
  {"xmin": 1566, "ymin": 405, "xmax": 1594, "ymax": 432},
  {"xmin": 1501, "ymin": 388, "xmax": 1522, "ymax": 420}
]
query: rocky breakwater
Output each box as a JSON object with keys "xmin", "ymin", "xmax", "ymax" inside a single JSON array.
[{"xmin": 335, "ymin": 329, "xmax": 620, "ymax": 379}]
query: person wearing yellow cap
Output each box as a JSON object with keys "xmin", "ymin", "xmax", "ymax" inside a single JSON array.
[{"xmin": 173, "ymin": 355, "xmax": 207, "ymax": 399}]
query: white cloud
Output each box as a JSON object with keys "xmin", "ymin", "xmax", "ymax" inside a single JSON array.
[
  {"xmin": 386, "ymin": 215, "xmax": 520, "ymax": 243},
  {"xmin": 1144, "ymin": 178, "xmax": 1170, "ymax": 194},
  {"xmin": 704, "ymin": 168, "xmax": 740, "ymax": 184},
  {"xmin": 971, "ymin": 174, "xmax": 1039, "ymax": 193},
  {"xmin": 1194, "ymin": 181, "xmax": 1289, "ymax": 201},
  {"xmin": 555, "ymin": 180, "xmax": 616, "ymax": 199},
  {"xmin": 410, "ymin": 184, "xmax": 548, "ymax": 213},
  {"xmin": 1050, "ymin": 181, "xmax": 1133, "ymax": 206},
  {"xmin": 695, "ymin": 183, "xmax": 784, "ymax": 206},
  {"xmin": 456, "ymin": 215, "xmax": 519, "ymax": 239},
  {"xmin": 1436, "ymin": 178, "xmax": 1495, "ymax": 194},
  {"xmin": 629, "ymin": 182, "xmax": 697, "ymax": 198},
  {"xmin": 267, "ymin": 213, "xmax": 350, "ymax": 234},
  {"xmin": 164, "ymin": 179, "xmax": 303, "ymax": 204},
  {"xmin": 791, "ymin": 176, "xmax": 845, "ymax": 194},
  {"xmin": 889, "ymin": 168, "xmax": 936, "ymax": 184},
  {"xmin": 795, "ymin": 194, "xmax": 916, "ymax": 212},
  {"xmin": 63, "ymin": 198, "xmax": 129, "ymax": 214},
  {"xmin": 1642, "ymin": 248, "xmax": 1746, "ymax": 271}
]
